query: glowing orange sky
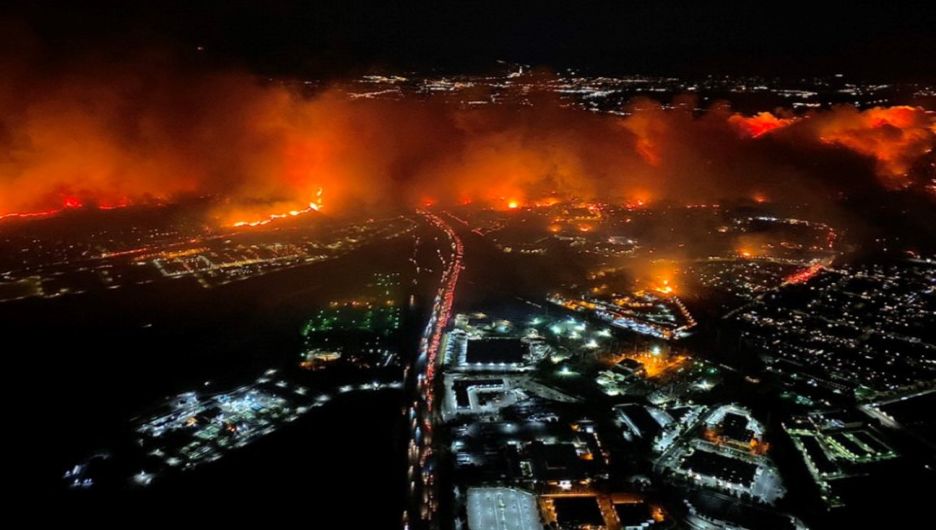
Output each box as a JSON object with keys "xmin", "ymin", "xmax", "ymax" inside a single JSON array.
[
  {"xmin": 0, "ymin": 60, "xmax": 933, "ymax": 225},
  {"xmin": 812, "ymin": 106, "xmax": 936, "ymax": 187}
]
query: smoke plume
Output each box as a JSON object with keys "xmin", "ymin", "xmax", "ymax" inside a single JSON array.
[{"xmin": 1, "ymin": 34, "xmax": 933, "ymax": 225}]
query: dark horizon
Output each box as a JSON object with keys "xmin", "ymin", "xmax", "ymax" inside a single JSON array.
[{"xmin": 3, "ymin": 1, "xmax": 935, "ymax": 81}]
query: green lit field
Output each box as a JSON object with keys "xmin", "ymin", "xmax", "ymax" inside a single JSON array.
[{"xmin": 301, "ymin": 305, "xmax": 402, "ymax": 336}]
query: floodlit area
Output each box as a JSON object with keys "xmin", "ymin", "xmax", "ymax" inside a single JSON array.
[
  {"xmin": 783, "ymin": 409, "xmax": 900, "ymax": 508},
  {"xmin": 467, "ymin": 487, "xmax": 544, "ymax": 530},
  {"xmin": 549, "ymin": 290, "xmax": 696, "ymax": 341},
  {"xmin": 65, "ymin": 369, "xmax": 403, "ymax": 488},
  {"xmin": 655, "ymin": 404, "xmax": 786, "ymax": 504}
]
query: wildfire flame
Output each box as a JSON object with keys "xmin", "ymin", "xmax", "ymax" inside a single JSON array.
[
  {"xmin": 230, "ymin": 189, "xmax": 324, "ymax": 228},
  {"xmin": 1, "ymin": 48, "xmax": 933, "ymax": 225},
  {"xmin": 814, "ymin": 106, "xmax": 936, "ymax": 186},
  {"xmin": 729, "ymin": 111, "xmax": 795, "ymax": 138}
]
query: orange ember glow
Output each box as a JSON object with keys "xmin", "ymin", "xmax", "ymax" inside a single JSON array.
[
  {"xmin": 635, "ymin": 138, "xmax": 661, "ymax": 166},
  {"xmin": 642, "ymin": 263, "xmax": 680, "ymax": 296},
  {"xmin": 735, "ymin": 231, "xmax": 775, "ymax": 260},
  {"xmin": 704, "ymin": 427, "xmax": 770, "ymax": 455},
  {"xmin": 533, "ymin": 197, "xmax": 561, "ymax": 207},
  {"xmin": 229, "ymin": 189, "xmax": 324, "ymax": 228},
  {"xmin": 615, "ymin": 350, "xmax": 688, "ymax": 378},
  {"xmin": 0, "ymin": 206, "xmax": 64, "ymax": 222},
  {"xmin": 230, "ymin": 201, "xmax": 321, "ymax": 228},
  {"xmin": 98, "ymin": 198, "xmax": 132, "ymax": 210},
  {"xmin": 625, "ymin": 191, "xmax": 652, "ymax": 210},
  {"xmin": 814, "ymin": 106, "xmax": 936, "ymax": 187},
  {"xmin": 729, "ymin": 112, "xmax": 795, "ymax": 138},
  {"xmin": 0, "ymin": 196, "xmax": 135, "ymax": 222},
  {"xmin": 784, "ymin": 262, "xmax": 824, "ymax": 285},
  {"xmin": 0, "ymin": 47, "xmax": 933, "ymax": 224},
  {"xmin": 654, "ymin": 279, "xmax": 674, "ymax": 296}
]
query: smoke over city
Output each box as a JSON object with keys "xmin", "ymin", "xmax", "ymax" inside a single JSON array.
[{"xmin": 1, "ymin": 40, "xmax": 933, "ymax": 225}]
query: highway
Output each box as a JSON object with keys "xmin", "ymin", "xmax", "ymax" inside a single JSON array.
[{"xmin": 404, "ymin": 210, "xmax": 464, "ymax": 530}]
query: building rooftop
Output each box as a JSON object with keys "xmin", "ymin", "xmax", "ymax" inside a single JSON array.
[
  {"xmin": 552, "ymin": 496, "xmax": 605, "ymax": 528},
  {"xmin": 466, "ymin": 338, "xmax": 527, "ymax": 365},
  {"xmin": 681, "ymin": 450, "xmax": 758, "ymax": 487},
  {"xmin": 613, "ymin": 502, "xmax": 655, "ymax": 528},
  {"xmin": 467, "ymin": 487, "xmax": 543, "ymax": 530}
]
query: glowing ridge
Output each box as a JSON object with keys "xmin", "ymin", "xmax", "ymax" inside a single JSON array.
[{"xmin": 232, "ymin": 189, "xmax": 324, "ymax": 228}]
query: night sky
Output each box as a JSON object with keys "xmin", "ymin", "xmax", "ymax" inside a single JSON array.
[{"xmin": 3, "ymin": 1, "xmax": 935, "ymax": 79}]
